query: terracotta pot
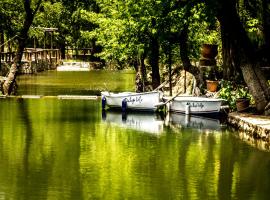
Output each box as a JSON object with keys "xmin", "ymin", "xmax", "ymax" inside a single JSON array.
[
  {"xmin": 206, "ymin": 80, "xmax": 219, "ymax": 92},
  {"xmin": 199, "ymin": 58, "xmax": 216, "ymax": 66},
  {"xmin": 236, "ymin": 98, "xmax": 250, "ymax": 112},
  {"xmin": 201, "ymin": 44, "xmax": 218, "ymax": 59}
]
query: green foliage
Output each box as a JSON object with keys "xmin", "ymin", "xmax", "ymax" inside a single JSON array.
[
  {"xmin": 0, "ymin": 0, "xmax": 24, "ymax": 41},
  {"xmin": 0, "ymin": 0, "xmax": 221, "ymax": 67},
  {"xmin": 237, "ymin": 0, "xmax": 264, "ymax": 46},
  {"xmin": 219, "ymin": 80, "xmax": 253, "ymax": 110},
  {"xmin": 184, "ymin": 3, "xmax": 221, "ymax": 60}
]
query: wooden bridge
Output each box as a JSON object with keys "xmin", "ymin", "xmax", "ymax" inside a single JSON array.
[
  {"xmin": 0, "ymin": 48, "xmax": 61, "ymax": 74},
  {"xmin": 0, "ymin": 48, "xmax": 61, "ymax": 64}
]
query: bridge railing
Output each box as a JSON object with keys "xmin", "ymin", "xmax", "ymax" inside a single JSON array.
[{"xmin": 0, "ymin": 48, "xmax": 61, "ymax": 64}]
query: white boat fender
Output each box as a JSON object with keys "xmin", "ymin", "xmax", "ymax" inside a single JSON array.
[
  {"xmin": 185, "ymin": 104, "xmax": 190, "ymax": 115},
  {"xmin": 102, "ymin": 96, "xmax": 106, "ymax": 110},
  {"xmin": 122, "ymin": 98, "xmax": 128, "ymax": 113}
]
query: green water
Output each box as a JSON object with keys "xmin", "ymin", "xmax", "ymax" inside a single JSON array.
[
  {"xmin": 16, "ymin": 70, "xmax": 135, "ymax": 95},
  {"xmin": 0, "ymin": 71, "xmax": 269, "ymax": 199}
]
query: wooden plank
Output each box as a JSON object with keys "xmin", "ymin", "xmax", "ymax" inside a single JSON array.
[
  {"xmin": 21, "ymin": 95, "xmax": 42, "ymax": 99},
  {"xmin": 57, "ymin": 95, "xmax": 98, "ymax": 100}
]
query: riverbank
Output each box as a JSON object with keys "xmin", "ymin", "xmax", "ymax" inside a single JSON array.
[{"xmin": 228, "ymin": 112, "xmax": 270, "ymax": 150}]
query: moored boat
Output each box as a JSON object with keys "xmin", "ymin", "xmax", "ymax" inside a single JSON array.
[
  {"xmin": 101, "ymin": 91, "xmax": 163, "ymax": 111},
  {"xmin": 163, "ymin": 96, "xmax": 224, "ymax": 115}
]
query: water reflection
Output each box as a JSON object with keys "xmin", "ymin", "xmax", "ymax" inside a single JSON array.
[
  {"xmin": 102, "ymin": 111, "xmax": 164, "ymax": 134},
  {"xmin": 166, "ymin": 113, "xmax": 222, "ymax": 132},
  {"xmin": 0, "ymin": 98, "xmax": 270, "ymax": 200},
  {"xmin": 16, "ymin": 70, "xmax": 135, "ymax": 96}
]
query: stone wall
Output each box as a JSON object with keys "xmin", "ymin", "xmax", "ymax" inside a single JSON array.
[
  {"xmin": 228, "ymin": 112, "xmax": 270, "ymax": 142},
  {"xmin": 0, "ymin": 63, "xmax": 9, "ymax": 76},
  {"xmin": 0, "ymin": 59, "xmax": 58, "ymax": 75}
]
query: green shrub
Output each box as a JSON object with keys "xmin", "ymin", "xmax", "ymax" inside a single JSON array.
[{"xmin": 219, "ymin": 80, "xmax": 253, "ymax": 110}]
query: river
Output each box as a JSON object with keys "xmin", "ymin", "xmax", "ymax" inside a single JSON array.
[{"xmin": 0, "ymin": 70, "xmax": 269, "ymax": 199}]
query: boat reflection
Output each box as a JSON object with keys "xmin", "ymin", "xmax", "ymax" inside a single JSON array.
[
  {"xmin": 102, "ymin": 111, "xmax": 164, "ymax": 134},
  {"xmin": 165, "ymin": 112, "xmax": 221, "ymax": 132}
]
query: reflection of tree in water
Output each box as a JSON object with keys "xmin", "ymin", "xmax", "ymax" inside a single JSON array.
[
  {"xmin": 0, "ymin": 99, "xmax": 269, "ymax": 199},
  {"xmin": 15, "ymin": 99, "xmax": 96, "ymax": 199},
  {"xmin": 17, "ymin": 99, "xmax": 51, "ymax": 200},
  {"xmin": 218, "ymin": 133, "xmax": 237, "ymax": 200}
]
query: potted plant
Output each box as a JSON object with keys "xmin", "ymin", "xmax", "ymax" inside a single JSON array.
[
  {"xmin": 206, "ymin": 80, "xmax": 219, "ymax": 92},
  {"xmin": 199, "ymin": 29, "xmax": 219, "ymax": 66},
  {"xmin": 235, "ymin": 87, "xmax": 250, "ymax": 112},
  {"xmin": 205, "ymin": 68, "xmax": 219, "ymax": 92},
  {"xmin": 201, "ymin": 43, "xmax": 218, "ymax": 60}
]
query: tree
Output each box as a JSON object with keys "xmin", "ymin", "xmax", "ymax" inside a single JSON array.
[
  {"xmin": 205, "ymin": 0, "xmax": 270, "ymax": 114},
  {"xmin": 2, "ymin": 0, "xmax": 42, "ymax": 95}
]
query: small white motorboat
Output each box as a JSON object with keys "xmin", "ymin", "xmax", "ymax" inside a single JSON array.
[
  {"xmin": 163, "ymin": 96, "xmax": 224, "ymax": 115},
  {"xmin": 101, "ymin": 91, "xmax": 163, "ymax": 111}
]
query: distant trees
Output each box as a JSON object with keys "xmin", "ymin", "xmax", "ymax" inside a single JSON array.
[
  {"xmin": 86, "ymin": 0, "xmax": 270, "ymax": 114},
  {"xmin": 0, "ymin": 0, "xmax": 99, "ymax": 94},
  {"xmin": 0, "ymin": 0, "xmax": 269, "ymax": 114},
  {"xmin": 33, "ymin": 0, "xmax": 99, "ymax": 59},
  {"xmin": 82, "ymin": 0, "xmax": 215, "ymax": 89}
]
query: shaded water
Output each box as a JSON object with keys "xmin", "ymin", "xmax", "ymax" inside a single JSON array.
[
  {"xmin": 0, "ymin": 70, "xmax": 269, "ymax": 199},
  {"xmin": 16, "ymin": 70, "xmax": 135, "ymax": 95}
]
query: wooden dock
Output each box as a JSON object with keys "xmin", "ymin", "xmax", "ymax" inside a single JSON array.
[{"xmin": 0, "ymin": 95, "xmax": 98, "ymax": 100}]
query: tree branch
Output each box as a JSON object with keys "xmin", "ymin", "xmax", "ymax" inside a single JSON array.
[{"xmin": 33, "ymin": 0, "xmax": 43, "ymax": 16}]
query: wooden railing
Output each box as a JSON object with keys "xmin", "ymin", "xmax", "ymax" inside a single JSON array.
[
  {"xmin": 65, "ymin": 48, "xmax": 94, "ymax": 60},
  {"xmin": 0, "ymin": 48, "xmax": 61, "ymax": 64}
]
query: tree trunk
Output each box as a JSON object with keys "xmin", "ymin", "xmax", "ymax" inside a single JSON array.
[
  {"xmin": 0, "ymin": 30, "xmax": 3, "ymax": 71},
  {"xmin": 220, "ymin": 24, "xmax": 241, "ymax": 80},
  {"xmin": 0, "ymin": 30, "xmax": 4, "ymax": 52},
  {"xmin": 179, "ymin": 26, "xmax": 203, "ymax": 88},
  {"xmin": 149, "ymin": 35, "xmax": 160, "ymax": 89},
  {"xmin": 60, "ymin": 42, "xmax": 66, "ymax": 59},
  {"xmin": 2, "ymin": 0, "xmax": 42, "ymax": 95},
  {"xmin": 3, "ymin": 32, "xmax": 29, "ymax": 95},
  {"xmin": 261, "ymin": 0, "xmax": 270, "ymax": 64},
  {"xmin": 240, "ymin": 63, "xmax": 270, "ymax": 112},
  {"xmin": 214, "ymin": 0, "xmax": 270, "ymax": 114},
  {"xmin": 140, "ymin": 52, "xmax": 147, "ymax": 91}
]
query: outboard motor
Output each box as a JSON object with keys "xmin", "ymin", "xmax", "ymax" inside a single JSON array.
[
  {"xmin": 102, "ymin": 110, "xmax": 106, "ymax": 121},
  {"xmin": 122, "ymin": 98, "xmax": 128, "ymax": 113}
]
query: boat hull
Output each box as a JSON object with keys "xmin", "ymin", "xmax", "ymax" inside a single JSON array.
[
  {"xmin": 101, "ymin": 91, "xmax": 162, "ymax": 111},
  {"xmin": 164, "ymin": 96, "xmax": 223, "ymax": 114}
]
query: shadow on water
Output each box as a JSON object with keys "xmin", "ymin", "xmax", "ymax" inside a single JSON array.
[
  {"xmin": 16, "ymin": 70, "xmax": 136, "ymax": 96},
  {"xmin": 17, "ymin": 99, "xmax": 50, "ymax": 200},
  {"xmin": 15, "ymin": 99, "xmax": 86, "ymax": 200}
]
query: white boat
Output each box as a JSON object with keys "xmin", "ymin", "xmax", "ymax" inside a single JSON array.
[
  {"xmin": 163, "ymin": 96, "xmax": 224, "ymax": 115},
  {"xmin": 101, "ymin": 91, "xmax": 163, "ymax": 111},
  {"xmin": 102, "ymin": 111, "xmax": 164, "ymax": 134},
  {"xmin": 165, "ymin": 112, "xmax": 221, "ymax": 131}
]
